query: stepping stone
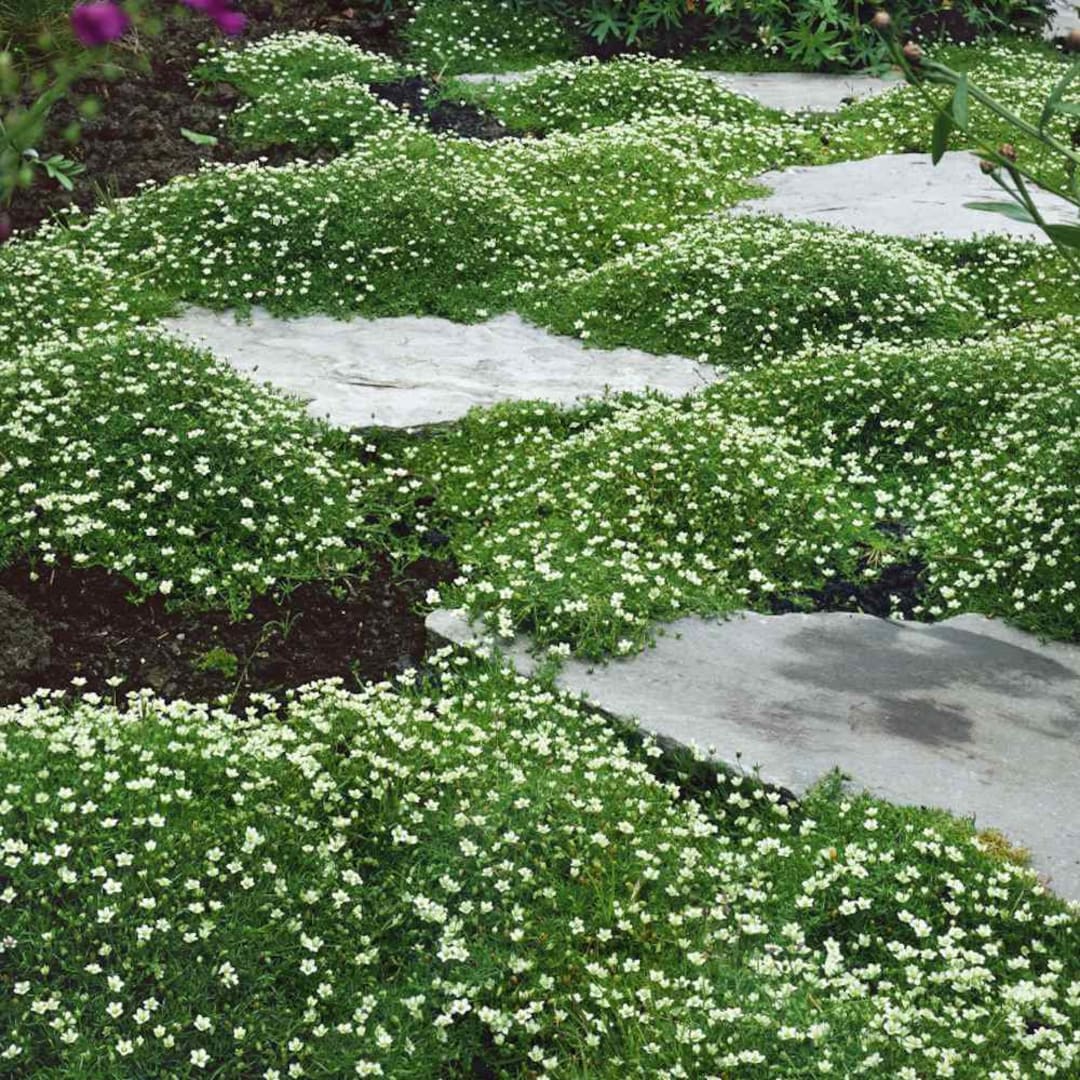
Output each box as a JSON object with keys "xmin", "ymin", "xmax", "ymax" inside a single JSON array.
[
  {"xmin": 161, "ymin": 308, "xmax": 720, "ymax": 429},
  {"xmin": 454, "ymin": 67, "xmax": 901, "ymax": 114},
  {"xmin": 1050, "ymin": 0, "xmax": 1079, "ymax": 35},
  {"xmin": 428, "ymin": 607, "xmax": 1080, "ymax": 901},
  {"xmin": 732, "ymin": 151, "xmax": 1078, "ymax": 241},
  {"xmin": 698, "ymin": 69, "xmax": 902, "ymax": 112},
  {"xmin": 455, "ymin": 71, "xmax": 533, "ymax": 86}
]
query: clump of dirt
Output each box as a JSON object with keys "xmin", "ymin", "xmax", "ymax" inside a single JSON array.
[
  {"xmin": 5, "ymin": 1, "xmax": 413, "ymax": 236},
  {"xmin": 0, "ymin": 588, "xmax": 52, "ymax": 699},
  {"xmin": 767, "ymin": 524, "xmax": 926, "ymax": 620},
  {"xmin": 786, "ymin": 558, "xmax": 927, "ymax": 620},
  {"xmin": 369, "ymin": 75, "xmax": 518, "ymax": 141},
  {"xmin": 0, "ymin": 553, "xmax": 455, "ymax": 710}
]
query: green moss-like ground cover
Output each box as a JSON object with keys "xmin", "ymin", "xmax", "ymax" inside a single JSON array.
[
  {"xmin": 2, "ymin": 658, "xmax": 1076, "ymax": 1077},
  {"xmin": 0, "ymin": 329, "xmax": 400, "ymax": 616},
  {"xmin": 393, "ymin": 319, "xmax": 1079, "ymax": 654},
  {"xmin": 404, "ymin": 0, "xmax": 576, "ymax": 74},
  {"xmin": 444, "ymin": 54, "xmax": 785, "ymax": 135}
]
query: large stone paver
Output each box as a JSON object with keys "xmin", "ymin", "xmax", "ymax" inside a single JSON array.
[
  {"xmin": 161, "ymin": 308, "xmax": 720, "ymax": 429},
  {"xmin": 699, "ymin": 69, "xmax": 901, "ymax": 112},
  {"xmin": 428, "ymin": 608, "xmax": 1080, "ymax": 901},
  {"xmin": 1050, "ymin": 0, "xmax": 1079, "ymax": 35},
  {"xmin": 455, "ymin": 67, "xmax": 900, "ymax": 113},
  {"xmin": 733, "ymin": 151, "xmax": 1078, "ymax": 240}
]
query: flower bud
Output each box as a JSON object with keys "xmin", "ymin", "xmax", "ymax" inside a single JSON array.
[
  {"xmin": 70, "ymin": 2, "xmax": 130, "ymax": 47},
  {"xmin": 870, "ymin": 11, "xmax": 892, "ymax": 30},
  {"xmin": 979, "ymin": 159, "xmax": 996, "ymax": 175},
  {"xmin": 999, "ymin": 143, "xmax": 1018, "ymax": 162},
  {"xmin": 902, "ymin": 41, "xmax": 923, "ymax": 65}
]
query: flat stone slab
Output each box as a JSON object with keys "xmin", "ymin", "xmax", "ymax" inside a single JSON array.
[
  {"xmin": 161, "ymin": 308, "xmax": 720, "ymax": 429},
  {"xmin": 1050, "ymin": 0, "xmax": 1079, "ymax": 35},
  {"xmin": 428, "ymin": 608, "xmax": 1080, "ymax": 902},
  {"xmin": 733, "ymin": 151, "xmax": 1078, "ymax": 241},
  {"xmin": 699, "ymin": 69, "xmax": 901, "ymax": 112},
  {"xmin": 455, "ymin": 67, "xmax": 901, "ymax": 113},
  {"xmin": 455, "ymin": 71, "xmax": 533, "ymax": 86}
]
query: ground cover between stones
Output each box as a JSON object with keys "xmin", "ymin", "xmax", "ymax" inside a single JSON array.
[{"xmin": 1, "ymin": 16, "xmax": 1079, "ymax": 1078}]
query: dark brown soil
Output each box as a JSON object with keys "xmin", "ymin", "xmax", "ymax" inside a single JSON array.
[
  {"xmin": 6, "ymin": 0, "xmax": 414, "ymax": 236},
  {"xmin": 767, "ymin": 524, "xmax": 926, "ymax": 620},
  {"xmin": 370, "ymin": 75, "xmax": 518, "ymax": 141},
  {"xmin": 0, "ymin": 553, "xmax": 455, "ymax": 709}
]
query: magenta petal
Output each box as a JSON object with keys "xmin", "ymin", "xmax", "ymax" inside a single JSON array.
[
  {"xmin": 212, "ymin": 9, "xmax": 247, "ymax": 35},
  {"xmin": 70, "ymin": 1, "xmax": 130, "ymax": 47},
  {"xmin": 180, "ymin": 0, "xmax": 246, "ymax": 34}
]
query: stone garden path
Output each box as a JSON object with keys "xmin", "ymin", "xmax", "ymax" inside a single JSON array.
[
  {"xmin": 159, "ymin": 56, "xmax": 1080, "ymax": 903},
  {"xmin": 1051, "ymin": 0, "xmax": 1079, "ymax": 35},
  {"xmin": 458, "ymin": 62, "xmax": 1075, "ymax": 243},
  {"xmin": 456, "ymin": 68, "xmax": 904, "ymax": 114}
]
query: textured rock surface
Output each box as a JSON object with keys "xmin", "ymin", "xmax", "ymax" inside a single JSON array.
[
  {"xmin": 455, "ymin": 68, "xmax": 902, "ymax": 113},
  {"xmin": 0, "ymin": 588, "xmax": 51, "ymax": 700},
  {"xmin": 428, "ymin": 608, "xmax": 1080, "ymax": 900},
  {"xmin": 732, "ymin": 151, "xmax": 1078, "ymax": 240},
  {"xmin": 162, "ymin": 309, "xmax": 721, "ymax": 429}
]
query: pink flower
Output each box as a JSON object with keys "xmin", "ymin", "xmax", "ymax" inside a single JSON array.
[
  {"xmin": 70, "ymin": 1, "xmax": 130, "ymax": 47},
  {"xmin": 210, "ymin": 8, "xmax": 246, "ymax": 35},
  {"xmin": 181, "ymin": 0, "xmax": 246, "ymax": 35}
]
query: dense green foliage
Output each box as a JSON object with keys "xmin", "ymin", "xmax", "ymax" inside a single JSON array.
[
  {"xmin": 52, "ymin": 104, "xmax": 802, "ymax": 322},
  {"xmin": 513, "ymin": 0, "xmax": 1051, "ymax": 69},
  {"xmin": 0, "ymin": 330, "xmax": 396, "ymax": 615},
  {"xmin": 522, "ymin": 214, "xmax": 981, "ymax": 364},
  {"xmin": 404, "ymin": 0, "xmax": 575, "ymax": 74},
  {"xmin": 396, "ymin": 320, "xmax": 1078, "ymax": 653},
  {"xmin": 446, "ymin": 54, "xmax": 781, "ymax": 134},
  {"xmin": 1, "ymin": 658, "xmax": 1076, "ymax": 1076},
  {"xmin": 194, "ymin": 32, "xmax": 409, "ymax": 96},
  {"xmin": 816, "ymin": 41, "xmax": 1079, "ymax": 191},
  {"xmin": 194, "ymin": 33, "xmax": 417, "ymax": 151}
]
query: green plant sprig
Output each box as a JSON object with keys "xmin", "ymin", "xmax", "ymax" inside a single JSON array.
[{"xmin": 878, "ymin": 23, "xmax": 1079, "ymax": 266}]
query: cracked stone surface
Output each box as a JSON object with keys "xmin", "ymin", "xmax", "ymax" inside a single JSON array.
[
  {"xmin": 455, "ymin": 67, "xmax": 902, "ymax": 113},
  {"xmin": 428, "ymin": 608, "xmax": 1080, "ymax": 901},
  {"xmin": 161, "ymin": 308, "xmax": 721, "ymax": 429},
  {"xmin": 732, "ymin": 151, "xmax": 1078, "ymax": 241}
]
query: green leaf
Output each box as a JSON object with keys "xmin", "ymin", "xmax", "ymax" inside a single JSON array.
[
  {"xmin": 1044, "ymin": 223, "xmax": 1080, "ymax": 250},
  {"xmin": 931, "ymin": 109, "xmax": 953, "ymax": 165},
  {"xmin": 964, "ymin": 200, "xmax": 1036, "ymax": 223},
  {"xmin": 587, "ymin": 9, "xmax": 623, "ymax": 43},
  {"xmin": 180, "ymin": 127, "xmax": 218, "ymax": 147},
  {"xmin": 952, "ymin": 74, "xmax": 969, "ymax": 127},
  {"xmin": 1039, "ymin": 64, "xmax": 1080, "ymax": 132},
  {"xmin": 40, "ymin": 153, "xmax": 85, "ymax": 191}
]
